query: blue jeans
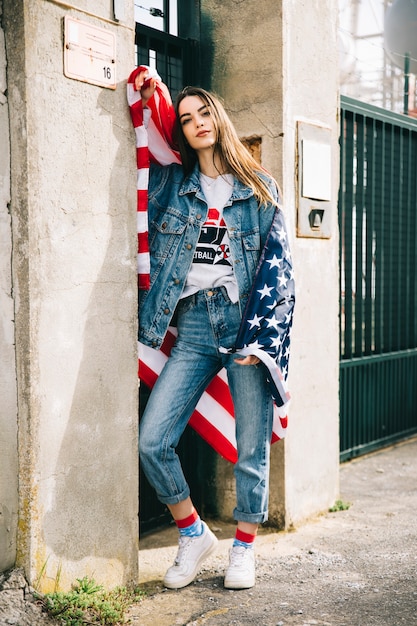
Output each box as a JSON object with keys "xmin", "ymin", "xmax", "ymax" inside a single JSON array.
[{"xmin": 139, "ymin": 287, "xmax": 274, "ymax": 524}]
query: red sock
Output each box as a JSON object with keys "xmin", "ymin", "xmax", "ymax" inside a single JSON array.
[
  {"xmin": 235, "ymin": 528, "xmax": 256, "ymax": 544},
  {"xmin": 175, "ymin": 508, "xmax": 198, "ymax": 529}
]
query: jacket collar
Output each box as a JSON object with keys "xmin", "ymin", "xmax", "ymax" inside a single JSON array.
[{"xmin": 179, "ymin": 162, "xmax": 254, "ymax": 202}]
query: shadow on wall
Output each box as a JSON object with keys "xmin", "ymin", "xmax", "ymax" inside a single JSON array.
[{"xmin": 42, "ymin": 80, "xmax": 138, "ymax": 564}]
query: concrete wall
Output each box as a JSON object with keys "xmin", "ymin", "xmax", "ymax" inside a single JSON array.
[
  {"xmin": 0, "ymin": 0, "xmax": 19, "ymax": 572},
  {"xmin": 281, "ymin": 0, "xmax": 340, "ymax": 527},
  {"xmin": 202, "ymin": 0, "xmax": 340, "ymax": 527},
  {"xmin": 3, "ymin": 0, "xmax": 139, "ymax": 590}
]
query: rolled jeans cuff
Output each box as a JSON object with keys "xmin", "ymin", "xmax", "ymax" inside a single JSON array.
[
  {"xmin": 233, "ymin": 508, "xmax": 269, "ymax": 524},
  {"xmin": 157, "ymin": 485, "xmax": 190, "ymax": 506}
]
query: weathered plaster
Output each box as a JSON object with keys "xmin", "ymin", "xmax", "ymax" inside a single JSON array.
[
  {"xmin": 3, "ymin": 0, "xmax": 139, "ymax": 589},
  {"xmin": 0, "ymin": 0, "xmax": 19, "ymax": 573}
]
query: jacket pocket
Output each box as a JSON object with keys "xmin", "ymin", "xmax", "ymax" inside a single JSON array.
[
  {"xmin": 241, "ymin": 230, "xmax": 261, "ymax": 251},
  {"xmin": 149, "ymin": 209, "xmax": 188, "ymax": 259}
]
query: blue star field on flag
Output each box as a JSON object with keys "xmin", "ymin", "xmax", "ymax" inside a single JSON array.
[{"xmin": 232, "ymin": 206, "xmax": 295, "ymax": 407}]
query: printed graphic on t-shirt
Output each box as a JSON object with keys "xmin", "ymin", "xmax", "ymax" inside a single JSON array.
[{"xmin": 194, "ymin": 208, "xmax": 232, "ymax": 266}]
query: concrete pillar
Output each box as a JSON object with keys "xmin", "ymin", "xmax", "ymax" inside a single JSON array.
[
  {"xmin": 0, "ymin": 0, "xmax": 19, "ymax": 573},
  {"xmin": 280, "ymin": 0, "xmax": 340, "ymax": 527},
  {"xmin": 3, "ymin": 0, "xmax": 138, "ymax": 590},
  {"xmin": 202, "ymin": 0, "xmax": 340, "ymax": 527}
]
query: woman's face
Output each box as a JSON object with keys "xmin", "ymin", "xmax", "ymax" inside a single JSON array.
[{"xmin": 177, "ymin": 95, "xmax": 217, "ymax": 152}]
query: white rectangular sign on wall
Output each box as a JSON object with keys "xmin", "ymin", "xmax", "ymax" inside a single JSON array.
[
  {"xmin": 64, "ymin": 16, "xmax": 116, "ymax": 90},
  {"xmin": 301, "ymin": 140, "xmax": 332, "ymax": 202}
]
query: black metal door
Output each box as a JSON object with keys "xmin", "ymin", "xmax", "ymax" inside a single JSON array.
[{"xmin": 135, "ymin": 23, "xmax": 200, "ymax": 99}]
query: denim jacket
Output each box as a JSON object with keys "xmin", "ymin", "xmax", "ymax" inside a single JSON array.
[{"xmin": 139, "ymin": 162, "xmax": 279, "ymax": 349}]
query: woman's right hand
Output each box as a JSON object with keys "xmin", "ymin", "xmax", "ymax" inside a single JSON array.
[{"xmin": 134, "ymin": 70, "xmax": 158, "ymax": 106}]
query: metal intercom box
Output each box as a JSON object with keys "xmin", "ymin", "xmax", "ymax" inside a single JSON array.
[{"xmin": 296, "ymin": 121, "xmax": 332, "ymax": 239}]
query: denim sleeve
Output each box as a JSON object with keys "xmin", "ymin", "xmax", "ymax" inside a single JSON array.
[{"xmin": 148, "ymin": 162, "xmax": 167, "ymax": 195}]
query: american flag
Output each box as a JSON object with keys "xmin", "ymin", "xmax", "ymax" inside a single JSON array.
[
  {"xmin": 128, "ymin": 68, "xmax": 295, "ymax": 463},
  {"xmin": 230, "ymin": 205, "xmax": 295, "ymax": 409}
]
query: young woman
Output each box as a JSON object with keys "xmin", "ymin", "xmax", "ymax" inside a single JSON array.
[{"xmin": 128, "ymin": 68, "xmax": 294, "ymax": 590}]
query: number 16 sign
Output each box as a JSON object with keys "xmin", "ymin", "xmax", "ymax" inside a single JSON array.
[{"xmin": 64, "ymin": 16, "xmax": 116, "ymax": 90}]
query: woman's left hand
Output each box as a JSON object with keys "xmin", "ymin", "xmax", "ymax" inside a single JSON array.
[
  {"xmin": 234, "ymin": 355, "xmax": 261, "ymax": 367},
  {"xmin": 134, "ymin": 70, "xmax": 158, "ymax": 105}
]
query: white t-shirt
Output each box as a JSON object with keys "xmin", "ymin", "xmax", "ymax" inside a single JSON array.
[{"xmin": 181, "ymin": 173, "xmax": 239, "ymax": 303}]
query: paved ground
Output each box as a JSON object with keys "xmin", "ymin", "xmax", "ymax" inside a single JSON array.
[
  {"xmin": 130, "ymin": 437, "xmax": 417, "ymax": 626},
  {"xmin": 1, "ymin": 437, "xmax": 416, "ymax": 625}
]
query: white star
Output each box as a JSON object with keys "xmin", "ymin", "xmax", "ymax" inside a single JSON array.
[
  {"xmin": 249, "ymin": 339, "xmax": 264, "ymax": 349},
  {"xmin": 247, "ymin": 313, "xmax": 263, "ymax": 329},
  {"xmin": 266, "ymin": 254, "xmax": 282, "ymax": 269},
  {"xmin": 257, "ymin": 283, "xmax": 274, "ymax": 299},
  {"xmin": 278, "ymin": 227, "xmax": 287, "ymax": 242},
  {"xmin": 270, "ymin": 335, "xmax": 282, "ymax": 350},
  {"xmin": 285, "ymin": 312, "xmax": 292, "ymax": 324},
  {"xmin": 278, "ymin": 274, "xmax": 288, "ymax": 288},
  {"xmin": 266, "ymin": 316, "xmax": 280, "ymax": 330}
]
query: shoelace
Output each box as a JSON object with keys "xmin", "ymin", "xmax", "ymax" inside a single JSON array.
[
  {"xmin": 229, "ymin": 546, "xmax": 251, "ymax": 567},
  {"xmin": 174, "ymin": 535, "xmax": 193, "ymax": 566}
]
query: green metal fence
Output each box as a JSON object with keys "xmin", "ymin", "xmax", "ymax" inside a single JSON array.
[{"xmin": 339, "ymin": 96, "xmax": 417, "ymax": 461}]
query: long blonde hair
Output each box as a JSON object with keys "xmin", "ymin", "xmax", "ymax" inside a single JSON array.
[{"xmin": 174, "ymin": 86, "xmax": 279, "ymax": 208}]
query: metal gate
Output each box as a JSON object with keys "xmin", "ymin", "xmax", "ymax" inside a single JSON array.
[{"xmin": 339, "ymin": 96, "xmax": 417, "ymax": 461}]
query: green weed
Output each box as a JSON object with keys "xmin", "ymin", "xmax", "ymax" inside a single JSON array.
[
  {"xmin": 41, "ymin": 576, "xmax": 145, "ymax": 625},
  {"xmin": 33, "ymin": 557, "xmax": 49, "ymax": 592},
  {"xmin": 329, "ymin": 499, "xmax": 351, "ymax": 512}
]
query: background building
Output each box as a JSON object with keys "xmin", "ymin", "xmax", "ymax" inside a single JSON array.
[{"xmin": 339, "ymin": 0, "xmax": 417, "ymax": 115}]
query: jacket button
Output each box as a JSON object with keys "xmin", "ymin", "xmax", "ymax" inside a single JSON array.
[
  {"xmin": 186, "ymin": 243, "xmax": 192, "ymax": 250},
  {"xmin": 174, "ymin": 278, "xmax": 180, "ymax": 285},
  {"xmin": 161, "ymin": 222, "xmax": 167, "ymax": 230},
  {"xmin": 164, "ymin": 308, "xmax": 170, "ymax": 315},
  {"xmin": 196, "ymin": 213, "xmax": 202, "ymax": 219}
]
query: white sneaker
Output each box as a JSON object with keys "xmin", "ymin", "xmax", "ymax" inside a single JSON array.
[
  {"xmin": 224, "ymin": 545, "xmax": 255, "ymax": 589},
  {"xmin": 163, "ymin": 521, "xmax": 218, "ymax": 589}
]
